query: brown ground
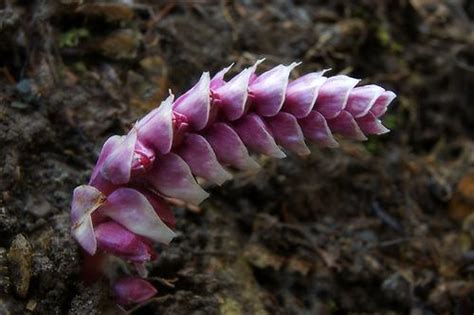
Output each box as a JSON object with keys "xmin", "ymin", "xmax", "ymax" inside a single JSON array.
[{"xmin": 0, "ymin": 1, "xmax": 474, "ymax": 314}]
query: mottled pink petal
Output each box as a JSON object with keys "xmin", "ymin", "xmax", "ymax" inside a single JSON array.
[
  {"xmin": 345, "ymin": 85, "xmax": 385, "ymax": 118},
  {"xmin": 204, "ymin": 122, "xmax": 260, "ymax": 170},
  {"xmin": 173, "ymin": 72, "xmax": 210, "ymax": 130},
  {"xmin": 146, "ymin": 153, "xmax": 209, "ymax": 205},
  {"xmin": 176, "ymin": 133, "xmax": 233, "ymax": 185},
  {"xmin": 315, "ymin": 75, "xmax": 360, "ymax": 119},
  {"xmin": 283, "ymin": 71, "xmax": 328, "ymax": 118},
  {"xmin": 249, "ymin": 62, "xmax": 300, "ymax": 117},
  {"xmin": 370, "ymin": 91, "xmax": 396, "ymax": 118},
  {"xmin": 136, "ymin": 96, "xmax": 174, "ymax": 154},
  {"xmin": 213, "ymin": 67, "xmax": 253, "ymax": 121},
  {"xmin": 210, "ymin": 64, "xmax": 233, "ymax": 90},
  {"xmin": 113, "ymin": 277, "xmax": 157, "ymax": 305},
  {"xmin": 100, "ymin": 188, "xmax": 176, "ymax": 244},
  {"xmin": 233, "ymin": 113, "xmax": 286, "ymax": 158},
  {"xmin": 266, "ymin": 112, "xmax": 310, "ymax": 156},
  {"xmin": 356, "ymin": 112, "xmax": 390, "ymax": 135},
  {"xmin": 101, "ymin": 129, "xmax": 137, "ymax": 185},
  {"xmin": 327, "ymin": 110, "xmax": 367, "ymax": 141},
  {"xmin": 298, "ymin": 111, "xmax": 339, "ymax": 148},
  {"xmin": 71, "ymin": 185, "xmax": 106, "ymax": 255},
  {"xmin": 95, "ymin": 221, "xmax": 157, "ymax": 262}
]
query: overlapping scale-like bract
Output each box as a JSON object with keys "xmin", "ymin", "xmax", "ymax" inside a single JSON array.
[{"xmin": 70, "ymin": 60, "xmax": 396, "ymax": 305}]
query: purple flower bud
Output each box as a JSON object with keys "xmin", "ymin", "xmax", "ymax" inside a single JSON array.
[
  {"xmin": 100, "ymin": 130, "xmax": 137, "ymax": 185},
  {"xmin": 173, "ymin": 72, "xmax": 210, "ymax": 130},
  {"xmin": 249, "ymin": 62, "xmax": 299, "ymax": 117},
  {"xmin": 99, "ymin": 188, "xmax": 176, "ymax": 245},
  {"xmin": 327, "ymin": 110, "xmax": 367, "ymax": 141},
  {"xmin": 95, "ymin": 221, "xmax": 157, "ymax": 262},
  {"xmin": 345, "ymin": 85, "xmax": 385, "ymax": 118},
  {"xmin": 356, "ymin": 112, "xmax": 390, "ymax": 135},
  {"xmin": 113, "ymin": 277, "xmax": 157, "ymax": 305},
  {"xmin": 370, "ymin": 90, "xmax": 397, "ymax": 118},
  {"xmin": 298, "ymin": 110, "xmax": 339, "ymax": 148},
  {"xmin": 283, "ymin": 71, "xmax": 328, "ymax": 118},
  {"xmin": 315, "ymin": 75, "xmax": 360, "ymax": 119},
  {"xmin": 176, "ymin": 133, "xmax": 233, "ymax": 185},
  {"xmin": 204, "ymin": 122, "xmax": 260, "ymax": 170},
  {"xmin": 266, "ymin": 112, "xmax": 310, "ymax": 156},
  {"xmin": 145, "ymin": 153, "xmax": 209, "ymax": 205},
  {"xmin": 233, "ymin": 113, "xmax": 286, "ymax": 158},
  {"xmin": 212, "ymin": 66, "xmax": 253, "ymax": 121},
  {"xmin": 136, "ymin": 95, "xmax": 174, "ymax": 155}
]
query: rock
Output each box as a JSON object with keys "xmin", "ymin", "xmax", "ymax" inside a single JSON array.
[
  {"xmin": 0, "ymin": 247, "xmax": 10, "ymax": 294},
  {"xmin": 7, "ymin": 234, "xmax": 33, "ymax": 298},
  {"xmin": 381, "ymin": 272, "xmax": 412, "ymax": 305},
  {"xmin": 25, "ymin": 193, "xmax": 53, "ymax": 217}
]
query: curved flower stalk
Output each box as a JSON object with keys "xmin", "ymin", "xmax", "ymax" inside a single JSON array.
[{"xmin": 71, "ymin": 60, "xmax": 396, "ymax": 305}]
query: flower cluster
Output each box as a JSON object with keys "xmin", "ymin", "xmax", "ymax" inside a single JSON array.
[{"xmin": 71, "ymin": 60, "xmax": 396, "ymax": 305}]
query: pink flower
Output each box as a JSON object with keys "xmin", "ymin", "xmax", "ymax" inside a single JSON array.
[
  {"xmin": 71, "ymin": 60, "xmax": 396, "ymax": 304},
  {"xmin": 113, "ymin": 277, "xmax": 157, "ymax": 305}
]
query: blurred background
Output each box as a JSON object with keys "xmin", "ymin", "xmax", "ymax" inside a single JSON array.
[{"xmin": 0, "ymin": 0, "xmax": 473, "ymax": 314}]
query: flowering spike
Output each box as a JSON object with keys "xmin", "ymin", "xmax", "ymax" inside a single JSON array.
[
  {"xmin": 146, "ymin": 153, "xmax": 209, "ymax": 205},
  {"xmin": 136, "ymin": 95, "xmax": 174, "ymax": 154},
  {"xmin": 315, "ymin": 75, "xmax": 360, "ymax": 119},
  {"xmin": 173, "ymin": 72, "xmax": 210, "ymax": 130},
  {"xmin": 113, "ymin": 277, "xmax": 157, "ymax": 306},
  {"xmin": 176, "ymin": 133, "xmax": 233, "ymax": 185},
  {"xmin": 100, "ymin": 188, "xmax": 176, "ymax": 245},
  {"xmin": 204, "ymin": 122, "xmax": 260, "ymax": 170},
  {"xmin": 71, "ymin": 60, "xmax": 396, "ymax": 305},
  {"xmin": 249, "ymin": 62, "xmax": 300, "ymax": 117},
  {"xmin": 233, "ymin": 113, "xmax": 286, "ymax": 158},
  {"xmin": 266, "ymin": 112, "xmax": 310, "ymax": 156},
  {"xmin": 283, "ymin": 71, "xmax": 328, "ymax": 118}
]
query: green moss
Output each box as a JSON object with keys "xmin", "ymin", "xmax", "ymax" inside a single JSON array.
[
  {"xmin": 59, "ymin": 28, "xmax": 90, "ymax": 48},
  {"xmin": 376, "ymin": 25, "xmax": 403, "ymax": 53}
]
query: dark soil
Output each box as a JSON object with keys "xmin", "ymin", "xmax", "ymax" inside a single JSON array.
[{"xmin": 1, "ymin": 1, "xmax": 474, "ymax": 314}]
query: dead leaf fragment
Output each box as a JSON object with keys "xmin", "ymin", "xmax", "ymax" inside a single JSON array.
[
  {"xmin": 244, "ymin": 244, "xmax": 285, "ymax": 270},
  {"xmin": 449, "ymin": 171, "xmax": 474, "ymax": 220},
  {"xmin": 76, "ymin": 3, "xmax": 134, "ymax": 22}
]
